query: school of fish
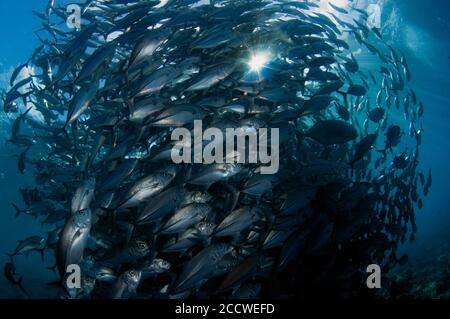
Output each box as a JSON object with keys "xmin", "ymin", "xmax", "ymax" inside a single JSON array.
[{"xmin": 1, "ymin": 0, "xmax": 432, "ymax": 299}]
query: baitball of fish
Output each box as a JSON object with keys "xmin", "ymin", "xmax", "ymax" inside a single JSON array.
[{"xmin": 3, "ymin": 0, "xmax": 431, "ymax": 299}]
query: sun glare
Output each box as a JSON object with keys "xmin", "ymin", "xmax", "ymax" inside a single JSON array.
[{"xmin": 248, "ymin": 51, "xmax": 271, "ymax": 73}]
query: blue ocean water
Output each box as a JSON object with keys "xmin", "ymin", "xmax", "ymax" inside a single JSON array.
[{"xmin": 0, "ymin": 0, "xmax": 449, "ymax": 298}]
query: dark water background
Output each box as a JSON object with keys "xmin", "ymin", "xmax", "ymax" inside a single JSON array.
[{"xmin": 0, "ymin": 0, "xmax": 449, "ymax": 298}]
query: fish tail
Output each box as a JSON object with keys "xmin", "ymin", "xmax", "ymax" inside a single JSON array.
[
  {"xmin": 37, "ymin": 248, "xmax": 45, "ymax": 262},
  {"xmin": 47, "ymin": 264, "xmax": 58, "ymax": 274},
  {"xmin": 17, "ymin": 276, "xmax": 29, "ymax": 297},
  {"xmin": 230, "ymin": 190, "xmax": 240, "ymax": 212},
  {"xmin": 5, "ymin": 252, "xmax": 15, "ymax": 262},
  {"xmin": 11, "ymin": 203, "xmax": 23, "ymax": 219},
  {"xmin": 21, "ymin": 95, "xmax": 28, "ymax": 107},
  {"xmin": 221, "ymin": 181, "xmax": 240, "ymax": 212},
  {"xmin": 21, "ymin": 106, "xmax": 33, "ymax": 120}
]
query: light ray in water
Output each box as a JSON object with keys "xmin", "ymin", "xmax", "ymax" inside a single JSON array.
[{"xmin": 247, "ymin": 51, "xmax": 271, "ymax": 73}]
